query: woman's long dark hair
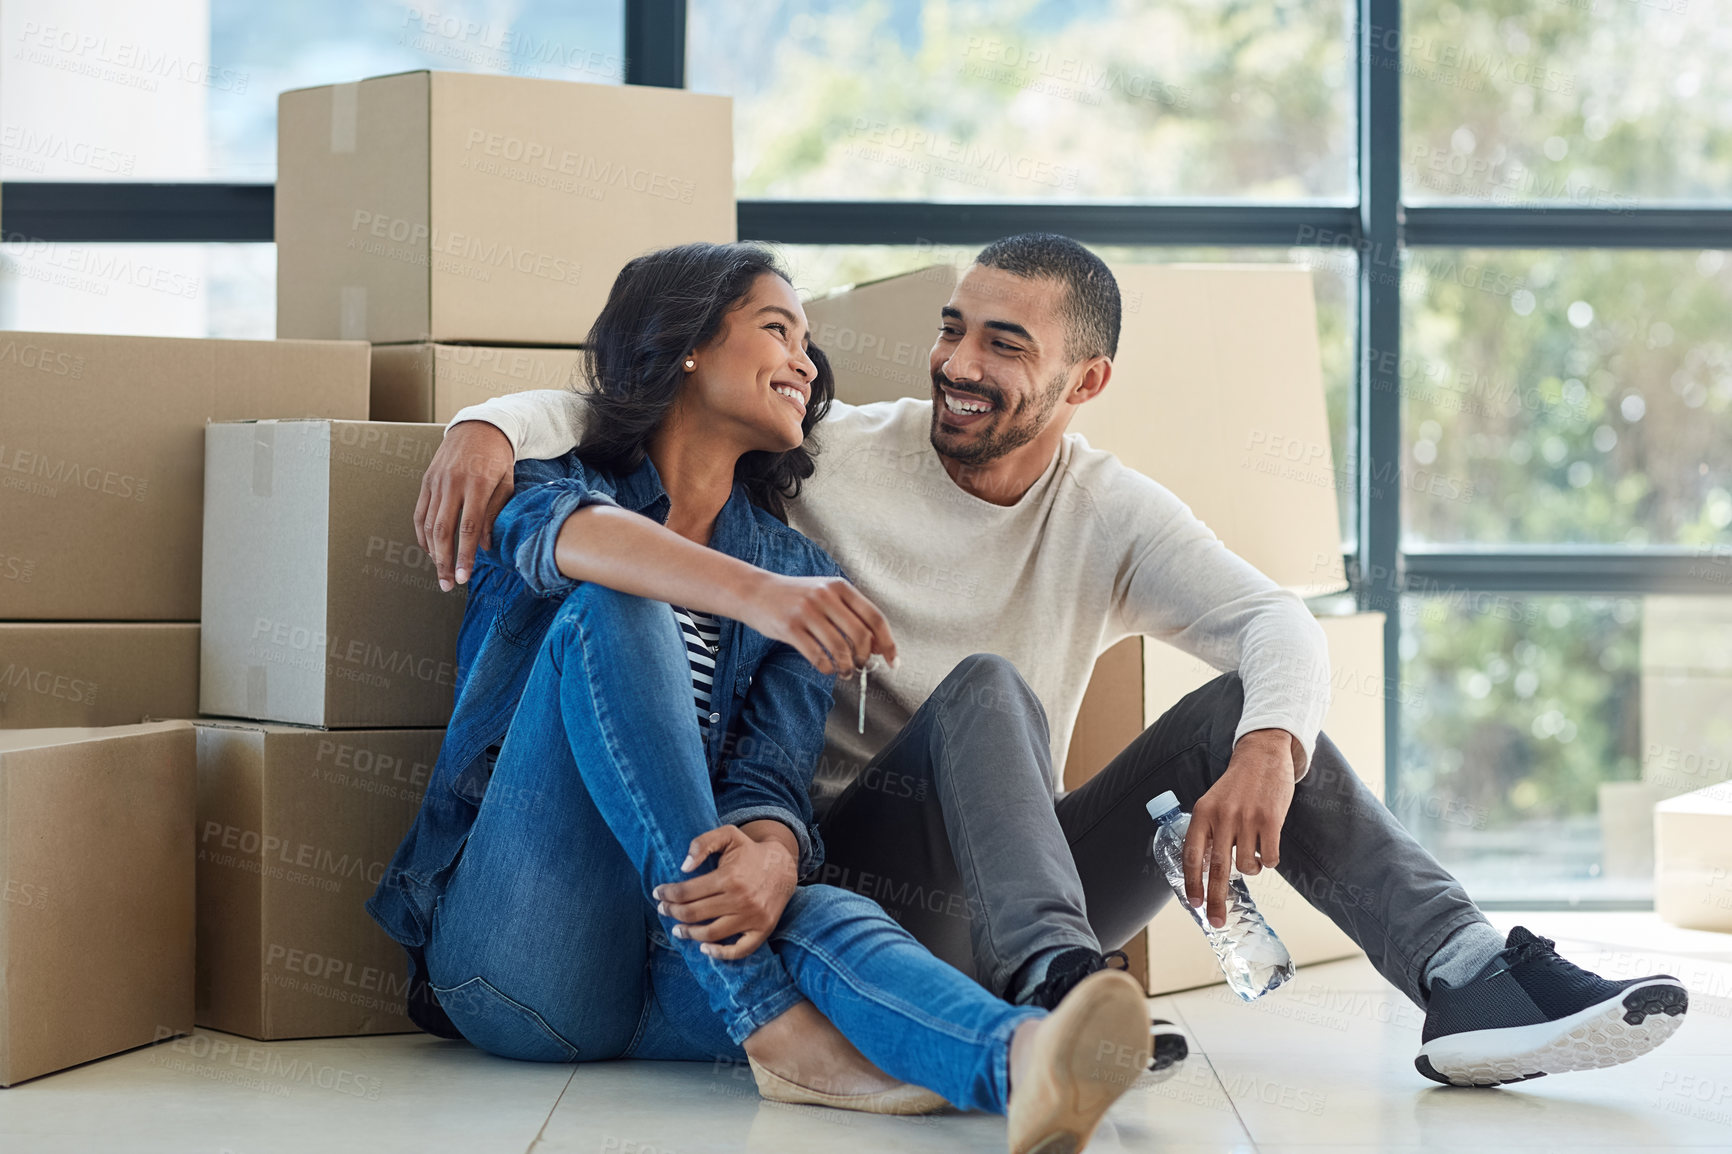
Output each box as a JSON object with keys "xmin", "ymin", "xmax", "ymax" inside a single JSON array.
[{"xmin": 575, "ymin": 242, "xmax": 835, "ymax": 522}]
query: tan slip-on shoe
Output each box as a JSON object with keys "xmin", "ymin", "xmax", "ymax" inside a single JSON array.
[
  {"xmin": 1006, "ymin": 969, "xmax": 1151, "ymax": 1154},
  {"xmin": 746, "ymin": 1055, "xmax": 950, "ymax": 1115}
]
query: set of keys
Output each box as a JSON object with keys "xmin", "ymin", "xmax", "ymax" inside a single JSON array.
[{"xmin": 855, "ymin": 652, "xmax": 894, "ymax": 734}]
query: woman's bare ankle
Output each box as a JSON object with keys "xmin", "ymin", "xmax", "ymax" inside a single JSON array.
[
  {"xmin": 1007, "ymin": 1017, "xmax": 1044, "ymax": 1095},
  {"xmin": 743, "ymin": 1002, "xmax": 901, "ymax": 1095}
]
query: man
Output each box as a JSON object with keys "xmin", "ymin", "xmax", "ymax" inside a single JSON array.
[{"xmin": 415, "ymin": 234, "xmax": 1687, "ymax": 1087}]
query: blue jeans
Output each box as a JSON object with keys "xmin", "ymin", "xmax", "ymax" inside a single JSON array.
[{"xmin": 422, "ymin": 583, "xmax": 1041, "ymax": 1113}]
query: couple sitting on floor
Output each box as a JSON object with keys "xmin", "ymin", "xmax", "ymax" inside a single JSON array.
[{"xmin": 369, "ymin": 235, "xmax": 1688, "ymax": 1154}]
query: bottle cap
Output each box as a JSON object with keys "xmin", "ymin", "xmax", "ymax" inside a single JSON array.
[{"xmin": 1146, "ymin": 790, "xmax": 1182, "ymax": 820}]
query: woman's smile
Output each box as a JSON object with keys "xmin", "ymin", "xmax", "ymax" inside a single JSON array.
[{"xmin": 772, "ymin": 380, "xmax": 809, "ymax": 414}]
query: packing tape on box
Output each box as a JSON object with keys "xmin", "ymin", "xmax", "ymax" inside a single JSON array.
[
  {"xmin": 340, "ymin": 287, "xmax": 368, "ymax": 341},
  {"xmin": 330, "ymin": 82, "xmax": 358, "ymax": 154},
  {"xmin": 250, "ymin": 422, "xmax": 275, "ymax": 499}
]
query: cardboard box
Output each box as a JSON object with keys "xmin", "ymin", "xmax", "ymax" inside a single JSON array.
[
  {"xmin": 1655, "ymin": 782, "xmax": 1732, "ymax": 932},
  {"xmin": 196, "ymin": 722, "xmax": 437, "ymax": 1039},
  {"xmin": 1070, "ymin": 265, "xmax": 1346, "ymax": 596},
  {"xmin": 0, "ymin": 333, "xmax": 370, "ymax": 620},
  {"xmin": 0, "ymin": 623, "xmax": 198, "ymax": 729},
  {"xmin": 200, "ymin": 421, "xmax": 466, "ymax": 728},
  {"xmin": 803, "ymin": 263, "xmax": 1347, "ymax": 596},
  {"xmin": 1063, "ymin": 613, "xmax": 1387, "ymax": 996},
  {"xmin": 0, "ymin": 722, "xmax": 195, "ymax": 1086},
  {"xmin": 805, "ymin": 266, "xmax": 958, "ymax": 405},
  {"xmin": 370, "ymin": 343, "xmax": 585, "ymax": 424},
  {"xmin": 276, "ymin": 71, "xmax": 735, "ymax": 345}
]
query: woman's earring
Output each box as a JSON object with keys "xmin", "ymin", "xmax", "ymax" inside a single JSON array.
[{"xmin": 684, "ymin": 357, "xmax": 696, "ymax": 371}]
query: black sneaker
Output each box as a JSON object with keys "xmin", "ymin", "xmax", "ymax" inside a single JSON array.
[
  {"xmin": 1415, "ymin": 926, "xmax": 1688, "ymax": 1087},
  {"xmin": 1025, "ymin": 947, "xmax": 1190, "ymax": 1080}
]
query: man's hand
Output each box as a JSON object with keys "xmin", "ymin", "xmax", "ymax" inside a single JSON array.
[
  {"xmin": 414, "ymin": 420, "xmax": 515, "ymax": 591},
  {"xmin": 1182, "ymin": 729, "xmax": 1299, "ymax": 929},
  {"xmin": 652, "ymin": 822, "xmax": 798, "ymax": 960}
]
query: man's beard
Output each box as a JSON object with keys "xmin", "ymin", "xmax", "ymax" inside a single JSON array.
[{"xmin": 928, "ymin": 367, "xmax": 1070, "ymax": 468}]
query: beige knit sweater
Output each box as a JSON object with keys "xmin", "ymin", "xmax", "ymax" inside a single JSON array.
[{"xmin": 454, "ymin": 392, "xmax": 1332, "ymax": 805}]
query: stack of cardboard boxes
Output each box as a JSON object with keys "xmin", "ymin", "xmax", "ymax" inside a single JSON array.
[
  {"xmin": 0, "ymin": 70, "xmax": 736, "ymax": 1085},
  {"xmin": 192, "ymin": 415, "xmax": 457, "ymax": 1042},
  {"xmin": 0, "ymin": 332, "xmax": 370, "ymax": 1085},
  {"xmin": 807, "ymin": 262, "xmax": 1387, "ymax": 995},
  {"xmin": 195, "ymin": 70, "xmax": 733, "ymax": 1045},
  {"xmin": 0, "ymin": 334, "xmax": 370, "ymax": 727}
]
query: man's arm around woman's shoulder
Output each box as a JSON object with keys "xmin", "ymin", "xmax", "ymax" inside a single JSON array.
[{"xmin": 416, "ymin": 389, "xmax": 588, "ymax": 588}]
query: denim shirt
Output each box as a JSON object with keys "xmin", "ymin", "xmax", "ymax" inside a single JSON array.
[{"xmin": 367, "ymin": 450, "xmax": 842, "ymax": 1036}]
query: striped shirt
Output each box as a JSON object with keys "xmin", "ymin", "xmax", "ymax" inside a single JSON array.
[{"xmin": 671, "ymin": 605, "xmax": 723, "ymax": 729}]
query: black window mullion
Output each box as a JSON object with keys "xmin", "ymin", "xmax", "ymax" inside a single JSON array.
[
  {"xmin": 735, "ymin": 201, "xmax": 1360, "ymax": 247},
  {"xmin": 11, "ymin": 185, "xmax": 1731, "ymax": 252},
  {"xmin": 624, "ymin": 0, "xmax": 686, "ymax": 89},
  {"xmin": 1358, "ymin": 0, "xmax": 1403, "ymax": 800},
  {"xmin": 1404, "ymin": 549, "xmax": 1732, "ymax": 596},
  {"xmin": 2, "ymin": 182, "xmax": 274, "ymax": 243},
  {"xmin": 1407, "ymin": 205, "xmax": 1732, "ymax": 249}
]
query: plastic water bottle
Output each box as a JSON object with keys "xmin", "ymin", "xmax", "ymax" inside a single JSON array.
[{"xmin": 1147, "ymin": 790, "xmax": 1294, "ymax": 1001}]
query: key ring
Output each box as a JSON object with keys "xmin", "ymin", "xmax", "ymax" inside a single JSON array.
[{"xmin": 856, "ymin": 652, "xmax": 893, "ymax": 734}]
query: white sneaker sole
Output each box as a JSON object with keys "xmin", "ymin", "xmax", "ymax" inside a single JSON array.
[
  {"xmin": 1416, "ymin": 978, "xmax": 1688, "ymax": 1087},
  {"xmin": 1146, "ymin": 1022, "xmax": 1188, "ymax": 1085}
]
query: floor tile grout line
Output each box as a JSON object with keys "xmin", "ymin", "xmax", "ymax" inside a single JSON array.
[
  {"xmin": 1161, "ymin": 996, "xmax": 1266, "ymax": 1151},
  {"xmin": 523, "ymin": 1066, "xmax": 581, "ymax": 1154},
  {"xmin": 1195, "ymin": 1049, "xmax": 1261, "ymax": 1150}
]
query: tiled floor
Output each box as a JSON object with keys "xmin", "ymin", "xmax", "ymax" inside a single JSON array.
[{"xmin": 5, "ymin": 912, "xmax": 1730, "ymax": 1152}]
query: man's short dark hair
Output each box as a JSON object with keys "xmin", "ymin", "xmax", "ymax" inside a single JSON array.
[{"xmin": 973, "ymin": 233, "xmax": 1120, "ymax": 363}]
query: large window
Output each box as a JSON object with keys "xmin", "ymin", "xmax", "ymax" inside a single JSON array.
[
  {"xmin": 9, "ymin": 0, "xmax": 1730, "ymax": 904},
  {"xmin": 1389, "ymin": 0, "xmax": 1732, "ymax": 903},
  {"xmin": 1402, "ymin": 248, "xmax": 1732, "ymax": 548},
  {"xmin": 689, "ymin": 0, "xmax": 1357, "ymax": 202},
  {"xmin": 1402, "ymin": 0, "xmax": 1732, "ymax": 205}
]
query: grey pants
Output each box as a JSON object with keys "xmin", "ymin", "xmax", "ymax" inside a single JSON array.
[{"xmin": 811, "ymin": 653, "xmax": 1491, "ymax": 1008}]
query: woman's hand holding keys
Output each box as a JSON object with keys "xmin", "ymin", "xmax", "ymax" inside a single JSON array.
[{"xmin": 739, "ymin": 574, "xmax": 897, "ymax": 678}]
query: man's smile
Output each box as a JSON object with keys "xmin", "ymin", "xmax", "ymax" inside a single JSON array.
[{"xmin": 937, "ymin": 384, "xmax": 998, "ymax": 427}]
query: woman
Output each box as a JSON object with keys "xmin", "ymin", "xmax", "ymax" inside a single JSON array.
[{"xmin": 368, "ymin": 242, "xmax": 1148, "ymax": 1152}]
